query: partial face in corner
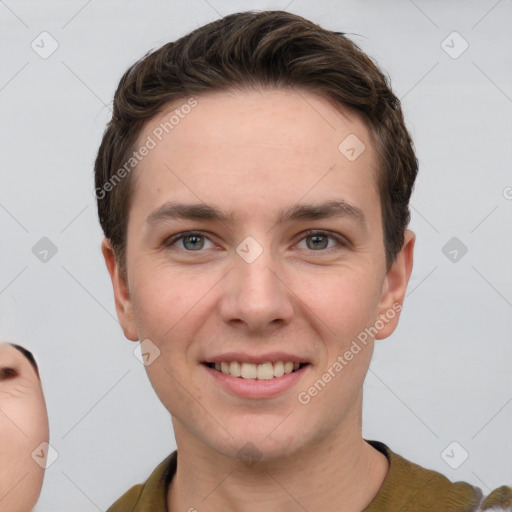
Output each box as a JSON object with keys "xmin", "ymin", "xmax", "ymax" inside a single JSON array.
[{"xmin": 0, "ymin": 343, "xmax": 49, "ymax": 512}]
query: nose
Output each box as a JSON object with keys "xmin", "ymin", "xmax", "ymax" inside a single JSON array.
[{"xmin": 218, "ymin": 245, "xmax": 294, "ymax": 334}]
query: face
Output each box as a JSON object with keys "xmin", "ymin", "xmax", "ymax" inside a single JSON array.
[
  {"xmin": 0, "ymin": 343, "xmax": 48, "ymax": 511},
  {"xmin": 103, "ymin": 87, "xmax": 414, "ymax": 462}
]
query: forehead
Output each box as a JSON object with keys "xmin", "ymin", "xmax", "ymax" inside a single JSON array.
[
  {"xmin": 139, "ymin": 87, "xmax": 374, "ymax": 161},
  {"xmin": 131, "ymin": 87, "xmax": 379, "ymax": 223}
]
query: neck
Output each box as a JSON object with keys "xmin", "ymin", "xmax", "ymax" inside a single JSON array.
[{"xmin": 167, "ymin": 416, "xmax": 389, "ymax": 512}]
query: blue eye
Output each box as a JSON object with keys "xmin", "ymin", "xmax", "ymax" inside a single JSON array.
[
  {"xmin": 165, "ymin": 232, "xmax": 214, "ymax": 251},
  {"xmin": 298, "ymin": 230, "xmax": 345, "ymax": 251},
  {"xmin": 164, "ymin": 230, "xmax": 347, "ymax": 252}
]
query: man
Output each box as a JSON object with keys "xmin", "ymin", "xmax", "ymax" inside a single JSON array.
[
  {"xmin": 0, "ymin": 343, "xmax": 49, "ymax": 512},
  {"xmin": 95, "ymin": 10, "xmax": 511, "ymax": 511}
]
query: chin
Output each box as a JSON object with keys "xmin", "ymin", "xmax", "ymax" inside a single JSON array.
[{"xmin": 203, "ymin": 427, "xmax": 310, "ymax": 466}]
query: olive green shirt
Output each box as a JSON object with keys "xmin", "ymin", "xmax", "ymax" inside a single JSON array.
[{"xmin": 106, "ymin": 440, "xmax": 512, "ymax": 511}]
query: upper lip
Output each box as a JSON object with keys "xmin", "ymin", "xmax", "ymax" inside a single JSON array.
[{"xmin": 203, "ymin": 352, "xmax": 309, "ymax": 364}]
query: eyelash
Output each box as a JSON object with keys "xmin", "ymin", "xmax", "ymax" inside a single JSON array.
[{"xmin": 163, "ymin": 230, "xmax": 349, "ymax": 253}]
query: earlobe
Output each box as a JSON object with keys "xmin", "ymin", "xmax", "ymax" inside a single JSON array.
[
  {"xmin": 375, "ymin": 230, "xmax": 415, "ymax": 340},
  {"xmin": 101, "ymin": 238, "xmax": 139, "ymax": 341}
]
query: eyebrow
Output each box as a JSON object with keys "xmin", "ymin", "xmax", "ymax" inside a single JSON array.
[
  {"xmin": 145, "ymin": 200, "xmax": 367, "ymax": 228},
  {"xmin": 10, "ymin": 344, "xmax": 40, "ymax": 379}
]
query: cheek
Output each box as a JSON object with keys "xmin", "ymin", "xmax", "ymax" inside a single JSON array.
[
  {"xmin": 0, "ymin": 398, "xmax": 47, "ymax": 503},
  {"xmin": 298, "ymin": 267, "xmax": 382, "ymax": 340},
  {"xmin": 131, "ymin": 272, "xmax": 182, "ymax": 338},
  {"xmin": 30, "ymin": 395, "xmax": 50, "ymax": 443},
  {"xmin": 0, "ymin": 394, "xmax": 49, "ymax": 448},
  {"xmin": 130, "ymin": 261, "xmax": 221, "ymax": 343},
  {"xmin": 132, "ymin": 273, "xmax": 199, "ymax": 391}
]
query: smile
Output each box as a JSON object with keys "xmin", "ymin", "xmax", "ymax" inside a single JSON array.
[{"xmin": 204, "ymin": 361, "xmax": 308, "ymax": 380}]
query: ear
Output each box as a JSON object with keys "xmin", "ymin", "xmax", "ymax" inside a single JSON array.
[
  {"xmin": 375, "ymin": 230, "xmax": 415, "ymax": 340},
  {"xmin": 101, "ymin": 238, "xmax": 139, "ymax": 341}
]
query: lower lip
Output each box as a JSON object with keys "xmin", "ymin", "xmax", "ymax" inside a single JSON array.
[{"xmin": 203, "ymin": 364, "xmax": 309, "ymax": 399}]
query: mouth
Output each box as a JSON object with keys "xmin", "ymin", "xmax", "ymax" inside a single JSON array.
[{"xmin": 203, "ymin": 361, "xmax": 310, "ymax": 380}]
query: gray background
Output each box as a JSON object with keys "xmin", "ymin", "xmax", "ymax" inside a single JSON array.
[{"xmin": 1, "ymin": 0, "xmax": 511, "ymax": 510}]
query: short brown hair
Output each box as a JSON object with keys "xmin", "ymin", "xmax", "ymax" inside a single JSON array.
[{"xmin": 94, "ymin": 10, "xmax": 418, "ymax": 279}]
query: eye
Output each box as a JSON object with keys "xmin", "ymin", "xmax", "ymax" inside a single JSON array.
[
  {"xmin": 296, "ymin": 230, "xmax": 348, "ymax": 251},
  {"xmin": 163, "ymin": 230, "xmax": 349, "ymax": 253},
  {"xmin": 0, "ymin": 366, "xmax": 19, "ymax": 381},
  {"xmin": 164, "ymin": 231, "xmax": 216, "ymax": 251}
]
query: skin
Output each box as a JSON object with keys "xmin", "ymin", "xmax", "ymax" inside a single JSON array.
[
  {"xmin": 0, "ymin": 343, "xmax": 48, "ymax": 512},
  {"xmin": 102, "ymin": 87, "xmax": 415, "ymax": 511}
]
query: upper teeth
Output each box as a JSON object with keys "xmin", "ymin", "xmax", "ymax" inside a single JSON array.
[{"xmin": 213, "ymin": 361, "xmax": 301, "ymax": 380}]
